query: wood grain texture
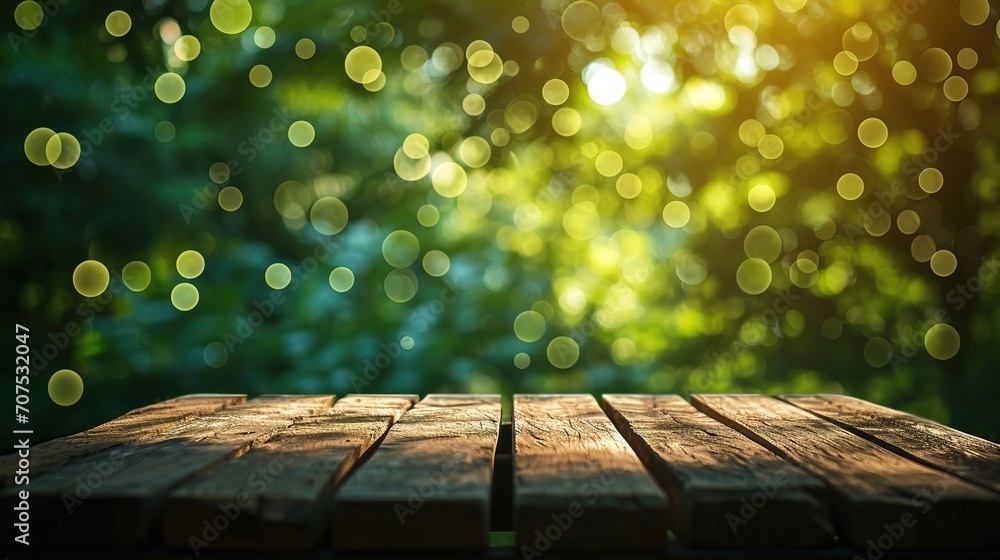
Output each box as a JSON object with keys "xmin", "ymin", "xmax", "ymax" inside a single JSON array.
[
  {"xmin": 780, "ymin": 394, "xmax": 1000, "ymax": 496},
  {"xmin": 513, "ymin": 394, "xmax": 669, "ymax": 552},
  {"xmin": 602, "ymin": 394, "xmax": 836, "ymax": 548},
  {"xmin": 331, "ymin": 394, "xmax": 501, "ymax": 551},
  {"xmin": 0, "ymin": 394, "xmax": 245, "ymax": 487},
  {"xmin": 4, "ymin": 395, "xmax": 333, "ymax": 548},
  {"xmin": 692, "ymin": 394, "xmax": 1000, "ymax": 549},
  {"xmin": 162, "ymin": 394, "xmax": 418, "ymax": 551}
]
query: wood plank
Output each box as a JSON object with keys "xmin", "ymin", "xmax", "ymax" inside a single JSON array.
[
  {"xmin": 602, "ymin": 394, "xmax": 836, "ymax": 548},
  {"xmin": 0, "ymin": 394, "xmax": 245, "ymax": 486},
  {"xmin": 2, "ymin": 395, "xmax": 333, "ymax": 548},
  {"xmin": 161, "ymin": 394, "xmax": 418, "ymax": 552},
  {"xmin": 513, "ymin": 394, "xmax": 669, "ymax": 552},
  {"xmin": 780, "ymin": 394, "xmax": 1000, "ymax": 496},
  {"xmin": 331, "ymin": 394, "xmax": 501, "ymax": 551},
  {"xmin": 692, "ymin": 394, "xmax": 1000, "ymax": 549}
]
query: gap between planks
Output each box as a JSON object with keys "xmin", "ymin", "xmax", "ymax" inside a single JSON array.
[
  {"xmin": 3, "ymin": 395, "xmax": 334, "ymax": 547},
  {"xmin": 602, "ymin": 394, "xmax": 836, "ymax": 548},
  {"xmin": 331, "ymin": 394, "xmax": 502, "ymax": 552},
  {"xmin": 513, "ymin": 394, "xmax": 670, "ymax": 552},
  {"xmin": 162, "ymin": 394, "xmax": 418, "ymax": 551},
  {"xmin": 692, "ymin": 394, "xmax": 1000, "ymax": 550}
]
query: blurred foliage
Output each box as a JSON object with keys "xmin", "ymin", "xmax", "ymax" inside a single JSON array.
[{"xmin": 2, "ymin": 0, "xmax": 1000, "ymax": 444}]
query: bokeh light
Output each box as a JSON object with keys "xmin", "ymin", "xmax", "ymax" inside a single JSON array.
[
  {"xmin": 295, "ymin": 38, "xmax": 316, "ymax": 59},
  {"xmin": 736, "ymin": 258, "xmax": 772, "ymax": 295},
  {"xmin": 514, "ymin": 311, "xmax": 546, "ymax": 343},
  {"xmin": 10, "ymin": 0, "xmax": 1000, "ymax": 442},
  {"xmin": 288, "ymin": 121, "xmax": 315, "ymax": 147},
  {"xmin": 46, "ymin": 132, "xmax": 81, "ymax": 169},
  {"xmin": 204, "ymin": 342, "xmax": 229, "ymax": 368},
  {"xmin": 837, "ymin": 174, "xmax": 865, "ymax": 201},
  {"xmin": 329, "ymin": 267, "xmax": 355, "ymax": 292},
  {"xmin": 14, "ymin": 1, "xmax": 43, "ymax": 31},
  {"xmin": 48, "ymin": 369, "xmax": 83, "ymax": 406},
  {"xmin": 432, "ymin": 162, "xmax": 467, "ymax": 197},
  {"xmin": 254, "ymin": 26, "xmax": 276, "ymax": 49},
  {"xmin": 210, "ymin": 0, "xmax": 252, "ymax": 35},
  {"xmin": 105, "ymin": 10, "xmax": 131, "ymax": 37},
  {"xmin": 514, "ymin": 352, "xmax": 530, "ymax": 369},
  {"xmin": 155, "ymin": 121, "xmax": 176, "ymax": 142},
  {"xmin": 73, "ymin": 260, "xmax": 110, "ymax": 298},
  {"xmin": 422, "ymin": 250, "xmax": 450, "ymax": 277},
  {"xmin": 385, "ymin": 268, "xmax": 418, "ymax": 303},
  {"xmin": 925, "ymin": 324, "xmax": 961, "ymax": 360},
  {"xmin": 310, "ymin": 197, "xmax": 349, "ymax": 235},
  {"xmin": 218, "ymin": 186, "xmax": 243, "ymax": 211},
  {"xmin": 547, "ymin": 336, "xmax": 580, "ymax": 369},
  {"xmin": 249, "ymin": 64, "xmax": 272, "ymax": 88},
  {"xmin": 170, "ymin": 283, "xmax": 200, "ymax": 311},
  {"xmin": 24, "ymin": 127, "xmax": 56, "ymax": 166},
  {"xmin": 176, "ymin": 250, "xmax": 205, "ymax": 279},
  {"xmin": 154, "ymin": 73, "xmax": 186, "ymax": 103},
  {"xmin": 588, "ymin": 67, "xmax": 626, "ymax": 105},
  {"xmin": 662, "ymin": 201, "xmax": 690, "ymax": 228},
  {"xmin": 345, "ymin": 46, "xmax": 382, "ymax": 84},
  {"xmin": 382, "ymin": 230, "xmax": 420, "ymax": 268},
  {"xmin": 857, "ymin": 118, "xmax": 888, "ymax": 148},
  {"xmin": 265, "ymin": 263, "xmax": 291, "ymax": 289},
  {"xmin": 174, "ymin": 36, "xmax": 201, "ymax": 61},
  {"xmin": 209, "ymin": 162, "xmax": 230, "ymax": 184},
  {"xmin": 122, "ymin": 261, "xmax": 151, "ymax": 292}
]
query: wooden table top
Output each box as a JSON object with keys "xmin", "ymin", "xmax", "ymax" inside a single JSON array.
[{"xmin": 2, "ymin": 393, "xmax": 998, "ymax": 558}]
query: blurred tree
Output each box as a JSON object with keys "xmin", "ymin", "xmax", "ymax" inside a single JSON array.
[{"xmin": 1, "ymin": 0, "xmax": 998, "ymax": 443}]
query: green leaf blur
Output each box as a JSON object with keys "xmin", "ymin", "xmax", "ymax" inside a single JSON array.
[{"xmin": 2, "ymin": 0, "xmax": 999, "ymax": 442}]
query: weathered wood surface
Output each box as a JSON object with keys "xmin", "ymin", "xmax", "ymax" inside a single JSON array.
[
  {"xmin": 331, "ymin": 394, "xmax": 501, "ymax": 551},
  {"xmin": 602, "ymin": 394, "xmax": 836, "ymax": 548},
  {"xmin": 7, "ymin": 395, "xmax": 334, "ymax": 547},
  {"xmin": 691, "ymin": 394, "xmax": 1000, "ymax": 549},
  {"xmin": 513, "ymin": 394, "xmax": 669, "ymax": 552},
  {"xmin": 0, "ymin": 394, "xmax": 245, "ymax": 486},
  {"xmin": 162, "ymin": 395, "xmax": 418, "ymax": 551},
  {"xmin": 6, "ymin": 392, "xmax": 1000, "ymax": 554},
  {"xmin": 780, "ymin": 394, "xmax": 1000, "ymax": 495}
]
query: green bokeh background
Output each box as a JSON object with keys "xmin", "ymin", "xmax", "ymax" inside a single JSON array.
[{"xmin": 2, "ymin": 0, "xmax": 999, "ymax": 445}]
